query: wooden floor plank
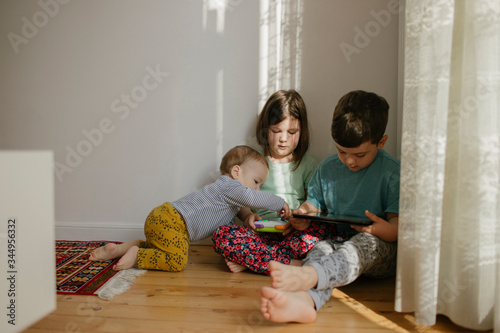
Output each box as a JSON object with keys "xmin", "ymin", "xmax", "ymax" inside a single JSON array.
[{"xmin": 24, "ymin": 245, "xmax": 489, "ymax": 333}]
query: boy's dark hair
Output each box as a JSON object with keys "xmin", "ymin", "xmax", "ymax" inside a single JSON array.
[
  {"xmin": 331, "ymin": 90, "xmax": 389, "ymax": 148},
  {"xmin": 220, "ymin": 145, "xmax": 269, "ymax": 176},
  {"xmin": 256, "ymin": 89, "xmax": 310, "ymax": 170}
]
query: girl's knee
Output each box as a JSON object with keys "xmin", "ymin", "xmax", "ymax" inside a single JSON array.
[{"xmin": 212, "ymin": 224, "xmax": 241, "ymax": 238}]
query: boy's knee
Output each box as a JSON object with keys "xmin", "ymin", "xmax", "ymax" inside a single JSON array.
[
  {"xmin": 348, "ymin": 233, "xmax": 380, "ymax": 252},
  {"xmin": 306, "ymin": 240, "xmax": 335, "ymax": 260},
  {"xmin": 346, "ymin": 232, "xmax": 397, "ymax": 277}
]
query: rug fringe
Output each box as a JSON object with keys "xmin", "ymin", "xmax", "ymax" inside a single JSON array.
[{"xmin": 95, "ymin": 268, "xmax": 146, "ymax": 300}]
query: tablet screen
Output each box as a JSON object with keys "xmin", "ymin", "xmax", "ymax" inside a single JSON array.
[{"xmin": 292, "ymin": 212, "xmax": 372, "ymax": 226}]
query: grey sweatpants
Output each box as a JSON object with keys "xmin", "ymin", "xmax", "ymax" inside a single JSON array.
[{"xmin": 304, "ymin": 232, "xmax": 397, "ymax": 310}]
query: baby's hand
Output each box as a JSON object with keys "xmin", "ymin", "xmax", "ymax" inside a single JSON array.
[
  {"xmin": 243, "ymin": 212, "xmax": 262, "ymax": 230},
  {"xmin": 279, "ymin": 202, "xmax": 291, "ymax": 220}
]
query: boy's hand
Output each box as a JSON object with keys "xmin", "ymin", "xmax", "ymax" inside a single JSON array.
[{"xmin": 350, "ymin": 210, "xmax": 398, "ymax": 242}]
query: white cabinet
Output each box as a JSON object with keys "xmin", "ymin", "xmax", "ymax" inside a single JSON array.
[{"xmin": 0, "ymin": 151, "xmax": 56, "ymax": 333}]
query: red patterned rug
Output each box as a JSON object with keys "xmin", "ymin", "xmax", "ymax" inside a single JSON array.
[{"xmin": 56, "ymin": 240, "xmax": 121, "ymax": 295}]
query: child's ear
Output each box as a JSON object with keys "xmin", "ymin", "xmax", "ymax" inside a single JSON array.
[
  {"xmin": 230, "ymin": 165, "xmax": 241, "ymax": 179},
  {"xmin": 377, "ymin": 135, "xmax": 388, "ymax": 149}
]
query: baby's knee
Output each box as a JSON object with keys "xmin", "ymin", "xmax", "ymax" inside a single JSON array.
[
  {"xmin": 169, "ymin": 253, "xmax": 188, "ymax": 272},
  {"xmin": 171, "ymin": 261, "xmax": 187, "ymax": 272}
]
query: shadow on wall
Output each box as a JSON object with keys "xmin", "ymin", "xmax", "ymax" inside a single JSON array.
[
  {"xmin": 258, "ymin": 0, "xmax": 304, "ymax": 111},
  {"xmin": 195, "ymin": 0, "xmax": 305, "ymax": 190}
]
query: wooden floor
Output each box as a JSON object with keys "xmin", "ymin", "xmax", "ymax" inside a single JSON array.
[{"xmin": 25, "ymin": 245, "xmax": 485, "ymax": 333}]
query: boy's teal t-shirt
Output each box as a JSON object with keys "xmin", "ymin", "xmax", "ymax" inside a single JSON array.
[
  {"xmin": 307, "ymin": 149, "xmax": 400, "ymax": 234},
  {"xmin": 255, "ymin": 153, "xmax": 318, "ymax": 220}
]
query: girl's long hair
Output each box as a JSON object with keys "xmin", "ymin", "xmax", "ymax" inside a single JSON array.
[{"xmin": 256, "ymin": 89, "xmax": 310, "ymax": 170}]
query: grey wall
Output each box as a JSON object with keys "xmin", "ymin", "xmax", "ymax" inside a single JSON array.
[{"xmin": 0, "ymin": 0, "xmax": 400, "ymax": 240}]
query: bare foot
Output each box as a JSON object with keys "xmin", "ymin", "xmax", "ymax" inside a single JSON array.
[
  {"xmin": 225, "ymin": 259, "xmax": 248, "ymax": 273},
  {"xmin": 269, "ymin": 260, "xmax": 318, "ymax": 291},
  {"xmin": 260, "ymin": 286, "xmax": 317, "ymax": 323},
  {"xmin": 113, "ymin": 246, "xmax": 139, "ymax": 271},
  {"xmin": 89, "ymin": 243, "xmax": 121, "ymax": 261},
  {"xmin": 89, "ymin": 240, "xmax": 141, "ymax": 261}
]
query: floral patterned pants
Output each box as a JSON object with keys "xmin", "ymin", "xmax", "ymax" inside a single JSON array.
[{"xmin": 212, "ymin": 222, "xmax": 336, "ymax": 275}]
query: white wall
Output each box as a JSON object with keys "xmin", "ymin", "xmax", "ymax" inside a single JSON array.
[{"xmin": 0, "ymin": 0, "xmax": 400, "ymax": 241}]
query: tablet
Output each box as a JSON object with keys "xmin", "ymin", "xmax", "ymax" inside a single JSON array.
[{"xmin": 292, "ymin": 212, "xmax": 372, "ymax": 226}]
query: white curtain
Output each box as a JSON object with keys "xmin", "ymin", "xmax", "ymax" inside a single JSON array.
[
  {"xmin": 258, "ymin": 0, "xmax": 303, "ymax": 110},
  {"xmin": 395, "ymin": 0, "xmax": 500, "ymax": 331}
]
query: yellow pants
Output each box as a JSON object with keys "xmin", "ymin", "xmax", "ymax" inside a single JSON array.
[{"xmin": 137, "ymin": 202, "xmax": 190, "ymax": 272}]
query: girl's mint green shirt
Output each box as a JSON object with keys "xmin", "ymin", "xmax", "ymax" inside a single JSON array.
[{"xmin": 255, "ymin": 153, "xmax": 318, "ymax": 220}]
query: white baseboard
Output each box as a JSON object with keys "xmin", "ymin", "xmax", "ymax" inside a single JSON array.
[
  {"xmin": 55, "ymin": 221, "xmax": 212, "ymax": 245},
  {"xmin": 55, "ymin": 221, "xmax": 144, "ymax": 242}
]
